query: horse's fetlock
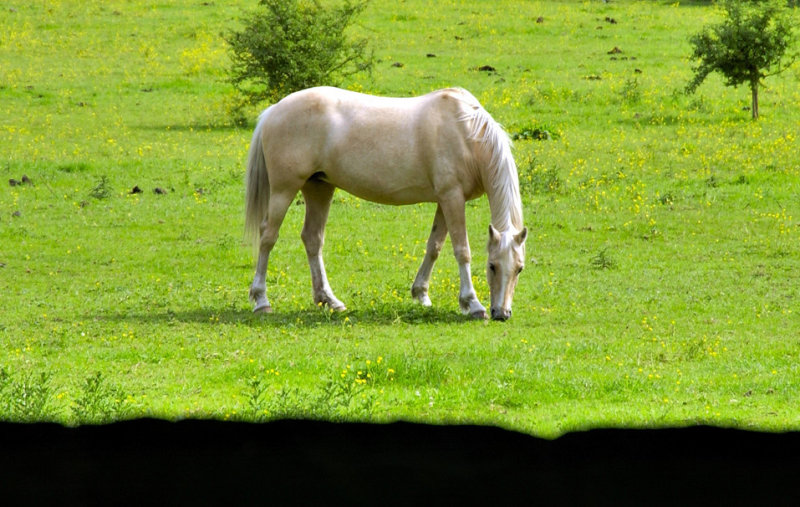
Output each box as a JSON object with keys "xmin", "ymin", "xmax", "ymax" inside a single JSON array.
[{"xmin": 249, "ymin": 276, "xmax": 266, "ymax": 296}]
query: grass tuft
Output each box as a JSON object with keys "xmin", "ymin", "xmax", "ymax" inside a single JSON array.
[{"xmin": 589, "ymin": 249, "xmax": 616, "ymax": 270}]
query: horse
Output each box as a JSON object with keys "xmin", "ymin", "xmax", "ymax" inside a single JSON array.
[{"xmin": 245, "ymin": 86, "xmax": 527, "ymax": 321}]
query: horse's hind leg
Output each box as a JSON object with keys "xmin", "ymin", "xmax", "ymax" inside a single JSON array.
[
  {"xmin": 301, "ymin": 179, "xmax": 346, "ymax": 312},
  {"xmin": 249, "ymin": 190, "xmax": 295, "ymax": 313},
  {"xmin": 412, "ymin": 204, "xmax": 447, "ymax": 306}
]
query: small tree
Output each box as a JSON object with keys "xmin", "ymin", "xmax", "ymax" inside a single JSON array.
[
  {"xmin": 227, "ymin": 0, "xmax": 372, "ymax": 107},
  {"xmin": 686, "ymin": 0, "xmax": 796, "ymax": 119}
]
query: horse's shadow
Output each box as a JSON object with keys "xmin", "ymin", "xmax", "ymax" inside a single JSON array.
[{"xmin": 95, "ymin": 304, "xmax": 471, "ymax": 328}]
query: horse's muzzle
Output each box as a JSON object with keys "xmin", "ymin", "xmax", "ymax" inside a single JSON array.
[{"xmin": 491, "ymin": 308, "xmax": 511, "ymax": 321}]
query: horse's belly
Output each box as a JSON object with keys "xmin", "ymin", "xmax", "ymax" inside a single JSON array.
[
  {"xmin": 322, "ymin": 138, "xmax": 438, "ymax": 204},
  {"xmin": 325, "ymin": 169, "xmax": 436, "ymax": 205}
]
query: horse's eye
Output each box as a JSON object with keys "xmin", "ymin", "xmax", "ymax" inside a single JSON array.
[
  {"xmin": 489, "ymin": 263, "xmax": 496, "ymax": 273},
  {"xmin": 517, "ymin": 266, "xmax": 524, "ymax": 274}
]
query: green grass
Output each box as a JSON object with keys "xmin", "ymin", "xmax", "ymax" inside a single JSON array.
[{"xmin": 1, "ymin": 0, "xmax": 799, "ymax": 437}]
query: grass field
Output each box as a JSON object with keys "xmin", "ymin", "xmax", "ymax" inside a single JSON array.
[{"xmin": 1, "ymin": 0, "xmax": 799, "ymax": 437}]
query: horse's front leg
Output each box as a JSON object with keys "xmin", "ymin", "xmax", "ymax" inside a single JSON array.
[
  {"xmin": 301, "ymin": 179, "xmax": 346, "ymax": 311},
  {"xmin": 438, "ymin": 195, "xmax": 488, "ymax": 320},
  {"xmin": 412, "ymin": 204, "xmax": 447, "ymax": 306}
]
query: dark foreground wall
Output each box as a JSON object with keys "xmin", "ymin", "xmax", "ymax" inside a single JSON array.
[{"xmin": 1, "ymin": 420, "xmax": 798, "ymax": 505}]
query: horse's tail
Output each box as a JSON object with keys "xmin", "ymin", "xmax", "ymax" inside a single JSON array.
[{"xmin": 244, "ymin": 108, "xmax": 271, "ymax": 251}]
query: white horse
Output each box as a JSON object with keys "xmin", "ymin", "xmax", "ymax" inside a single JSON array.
[{"xmin": 245, "ymin": 86, "xmax": 527, "ymax": 321}]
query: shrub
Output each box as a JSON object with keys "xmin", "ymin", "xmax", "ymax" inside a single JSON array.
[
  {"xmin": 226, "ymin": 0, "xmax": 373, "ymax": 108},
  {"xmin": 518, "ymin": 156, "xmax": 566, "ymax": 196}
]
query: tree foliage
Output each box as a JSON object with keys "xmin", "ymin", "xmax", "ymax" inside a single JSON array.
[
  {"xmin": 686, "ymin": 0, "xmax": 796, "ymax": 119},
  {"xmin": 226, "ymin": 0, "xmax": 372, "ymax": 107}
]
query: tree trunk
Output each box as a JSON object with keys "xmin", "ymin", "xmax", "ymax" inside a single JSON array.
[{"xmin": 751, "ymin": 80, "xmax": 759, "ymax": 120}]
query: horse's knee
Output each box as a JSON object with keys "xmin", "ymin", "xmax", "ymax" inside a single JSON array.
[
  {"xmin": 428, "ymin": 240, "xmax": 445, "ymax": 259},
  {"xmin": 452, "ymin": 245, "xmax": 471, "ymax": 264}
]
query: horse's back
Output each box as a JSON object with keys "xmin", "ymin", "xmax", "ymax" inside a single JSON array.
[
  {"xmin": 264, "ymin": 86, "xmax": 471, "ymax": 129},
  {"xmin": 259, "ymin": 87, "xmax": 482, "ymax": 204}
]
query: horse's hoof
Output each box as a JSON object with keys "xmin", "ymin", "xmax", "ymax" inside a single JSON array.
[
  {"xmin": 470, "ymin": 309, "xmax": 488, "ymax": 320},
  {"xmin": 253, "ymin": 304, "xmax": 273, "ymax": 314},
  {"xmin": 412, "ymin": 287, "xmax": 432, "ymax": 307},
  {"xmin": 331, "ymin": 302, "xmax": 348, "ymax": 312},
  {"xmin": 318, "ymin": 297, "xmax": 346, "ymax": 312},
  {"xmin": 416, "ymin": 295, "xmax": 432, "ymax": 307}
]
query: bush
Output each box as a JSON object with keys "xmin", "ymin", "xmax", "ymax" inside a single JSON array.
[
  {"xmin": 226, "ymin": 0, "xmax": 373, "ymax": 108},
  {"xmin": 518, "ymin": 156, "xmax": 566, "ymax": 196}
]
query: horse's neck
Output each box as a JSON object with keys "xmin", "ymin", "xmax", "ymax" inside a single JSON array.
[
  {"xmin": 459, "ymin": 99, "xmax": 523, "ymax": 232},
  {"xmin": 485, "ymin": 161, "xmax": 523, "ymax": 233}
]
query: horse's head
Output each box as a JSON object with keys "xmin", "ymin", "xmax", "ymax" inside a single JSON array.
[{"xmin": 487, "ymin": 224, "xmax": 527, "ymax": 321}]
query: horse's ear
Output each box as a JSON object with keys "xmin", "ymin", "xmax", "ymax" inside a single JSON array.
[
  {"xmin": 515, "ymin": 227, "xmax": 528, "ymax": 245},
  {"xmin": 488, "ymin": 224, "xmax": 501, "ymax": 245}
]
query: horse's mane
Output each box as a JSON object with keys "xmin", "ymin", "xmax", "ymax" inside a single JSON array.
[{"xmin": 454, "ymin": 90, "xmax": 524, "ymax": 232}]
